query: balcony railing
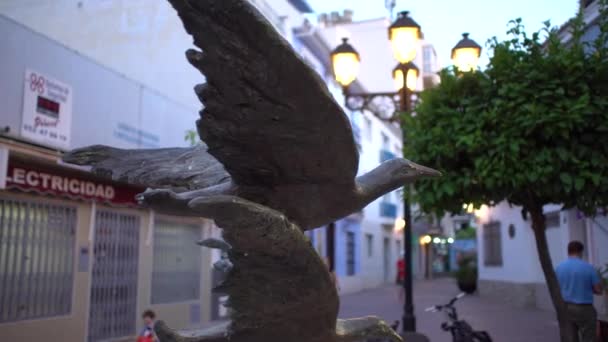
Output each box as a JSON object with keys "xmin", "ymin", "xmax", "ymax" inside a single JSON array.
[
  {"xmin": 379, "ymin": 149, "xmax": 396, "ymax": 163},
  {"xmin": 380, "ymin": 202, "xmax": 397, "ymax": 218}
]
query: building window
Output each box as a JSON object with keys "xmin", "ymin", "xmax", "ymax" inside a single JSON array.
[
  {"xmin": 380, "ymin": 201, "xmax": 398, "ymax": 218},
  {"xmin": 545, "ymin": 211, "xmax": 560, "ymax": 229},
  {"xmin": 316, "ymin": 229, "xmax": 324, "ymax": 256},
  {"xmin": 346, "ymin": 232, "xmax": 356, "ymax": 276},
  {"xmin": 381, "ymin": 132, "xmax": 389, "ymax": 149},
  {"xmin": 423, "ymin": 46, "xmax": 431, "ymax": 60},
  {"xmin": 483, "ymin": 222, "xmax": 503, "ymax": 266},
  {"xmin": 364, "ymin": 116, "xmax": 372, "ymax": 141},
  {"xmin": 423, "ymin": 46, "xmax": 432, "ymax": 72},
  {"xmin": 366, "ymin": 233, "xmax": 374, "ymax": 257},
  {"xmin": 152, "ymin": 220, "xmax": 202, "ymax": 304},
  {"xmin": 383, "ymin": 193, "xmax": 392, "ymax": 204},
  {"xmin": 0, "ymin": 198, "xmax": 76, "ymax": 323},
  {"xmin": 424, "ymin": 62, "xmax": 432, "ymax": 73},
  {"xmin": 394, "ymin": 190, "xmax": 402, "ymax": 203},
  {"xmin": 349, "ymin": 112, "xmax": 362, "ymax": 152}
]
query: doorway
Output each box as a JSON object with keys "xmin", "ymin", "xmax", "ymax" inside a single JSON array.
[
  {"xmin": 383, "ymin": 237, "xmax": 391, "ymax": 282},
  {"xmin": 88, "ymin": 210, "xmax": 140, "ymax": 342}
]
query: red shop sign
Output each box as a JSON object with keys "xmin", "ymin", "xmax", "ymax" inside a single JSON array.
[{"xmin": 5, "ymin": 158, "xmax": 143, "ymax": 206}]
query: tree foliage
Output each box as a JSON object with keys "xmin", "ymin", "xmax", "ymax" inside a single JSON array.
[
  {"xmin": 405, "ymin": 3, "xmax": 608, "ymax": 340},
  {"xmin": 406, "ymin": 6, "xmax": 608, "ymax": 218},
  {"xmin": 185, "ymin": 129, "xmax": 199, "ymax": 146}
]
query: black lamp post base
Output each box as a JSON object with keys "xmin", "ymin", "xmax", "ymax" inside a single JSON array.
[{"xmin": 402, "ymin": 314, "xmax": 416, "ymax": 333}]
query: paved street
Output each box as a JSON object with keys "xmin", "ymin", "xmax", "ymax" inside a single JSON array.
[{"xmin": 339, "ymin": 278, "xmax": 559, "ymax": 342}]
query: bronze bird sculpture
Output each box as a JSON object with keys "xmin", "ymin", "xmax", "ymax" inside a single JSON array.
[{"xmin": 63, "ymin": 0, "xmax": 440, "ymax": 341}]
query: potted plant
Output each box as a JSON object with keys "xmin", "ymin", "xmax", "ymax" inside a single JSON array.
[
  {"xmin": 455, "ymin": 255, "xmax": 478, "ymax": 294},
  {"xmin": 455, "ymin": 226, "xmax": 476, "ymax": 240}
]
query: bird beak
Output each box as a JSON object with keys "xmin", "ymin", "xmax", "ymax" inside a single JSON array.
[{"xmin": 408, "ymin": 160, "xmax": 442, "ymax": 178}]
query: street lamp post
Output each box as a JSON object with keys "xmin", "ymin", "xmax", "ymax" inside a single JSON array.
[{"xmin": 331, "ymin": 10, "xmax": 481, "ymax": 336}]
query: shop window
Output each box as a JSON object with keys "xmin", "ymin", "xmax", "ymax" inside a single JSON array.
[
  {"xmin": 151, "ymin": 220, "xmax": 202, "ymax": 304},
  {"xmin": 0, "ymin": 198, "xmax": 76, "ymax": 323},
  {"xmin": 483, "ymin": 221, "xmax": 503, "ymax": 266},
  {"xmin": 346, "ymin": 231, "xmax": 356, "ymax": 276}
]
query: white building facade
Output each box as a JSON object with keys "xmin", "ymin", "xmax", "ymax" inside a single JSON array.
[{"xmin": 307, "ymin": 10, "xmax": 442, "ymax": 289}]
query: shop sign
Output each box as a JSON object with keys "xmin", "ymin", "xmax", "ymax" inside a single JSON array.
[
  {"xmin": 21, "ymin": 69, "xmax": 72, "ymax": 150},
  {"xmin": 5, "ymin": 158, "xmax": 142, "ymax": 206}
]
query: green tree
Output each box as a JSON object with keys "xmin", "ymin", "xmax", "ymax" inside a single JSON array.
[
  {"xmin": 405, "ymin": 4, "xmax": 608, "ymax": 341},
  {"xmin": 185, "ymin": 129, "xmax": 199, "ymax": 146}
]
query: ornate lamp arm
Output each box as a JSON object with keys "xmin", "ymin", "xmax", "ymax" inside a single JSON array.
[{"xmin": 342, "ymin": 87, "xmax": 420, "ymax": 123}]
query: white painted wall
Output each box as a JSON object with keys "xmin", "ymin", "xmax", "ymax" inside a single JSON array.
[
  {"xmin": 0, "ymin": 0, "xmax": 199, "ymax": 110},
  {"xmin": 475, "ymin": 202, "xmax": 556, "ymax": 284},
  {"xmin": 0, "ymin": 0, "xmax": 301, "ymax": 111},
  {"xmin": 588, "ymin": 215, "xmax": 608, "ymax": 268},
  {"xmin": 475, "ymin": 201, "xmax": 590, "ymax": 285},
  {"xmin": 588, "ymin": 215, "xmax": 608, "ymax": 317}
]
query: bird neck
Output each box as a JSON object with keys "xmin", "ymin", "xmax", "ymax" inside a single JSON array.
[{"xmin": 355, "ymin": 160, "xmax": 405, "ymax": 206}]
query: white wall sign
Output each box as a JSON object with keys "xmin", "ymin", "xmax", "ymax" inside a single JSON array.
[{"xmin": 21, "ymin": 69, "xmax": 72, "ymax": 150}]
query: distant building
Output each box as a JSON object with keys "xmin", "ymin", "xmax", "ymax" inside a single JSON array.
[
  {"xmin": 297, "ymin": 9, "xmax": 444, "ymax": 289},
  {"xmin": 421, "ymin": 43, "xmax": 440, "ymax": 88}
]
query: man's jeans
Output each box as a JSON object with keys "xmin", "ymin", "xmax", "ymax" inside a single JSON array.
[{"xmin": 566, "ymin": 303, "xmax": 597, "ymax": 342}]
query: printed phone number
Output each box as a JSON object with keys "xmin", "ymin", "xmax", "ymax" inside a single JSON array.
[{"xmin": 23, "ymin": 124, "xmax": 68, "ymax": 141}]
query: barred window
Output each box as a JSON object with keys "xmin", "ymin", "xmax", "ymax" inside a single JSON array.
[
  {"xmin": 483, "ymin": 222, "xmax": 503, "ymax": 266},
  {"xmin": 0, "ymin": 198, "xmax": 76, "ymax": 323},
  {"xmin": 151, "ymin": 220, "xmax": 201, "ymax": 304}
]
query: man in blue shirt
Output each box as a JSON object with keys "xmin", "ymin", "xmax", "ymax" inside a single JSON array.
[{"xmin": 555, "ymin": 241, "xmax": 603, "ymax": 342}]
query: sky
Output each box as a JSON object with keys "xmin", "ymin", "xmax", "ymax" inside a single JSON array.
[{"xmin": 307, "ymin": 0, "xmax": 579, "ymax": 69}]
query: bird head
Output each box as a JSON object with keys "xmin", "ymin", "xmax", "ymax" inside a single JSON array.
[
  {"xmin": 389, "ymin": 158, "xmax": 442, "ymax": 181},
  {"xmin": 336, "ymin": 316, "xmax": 403, "ymax": 342},
  {"xmin": 355, "ymin": 158, "xmax": 441, "ymax": 209}
]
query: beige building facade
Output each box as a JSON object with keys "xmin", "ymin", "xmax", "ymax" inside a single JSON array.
[{"xmin": 0, "ymin": 140, "xmax": 220, "ymax": 342}]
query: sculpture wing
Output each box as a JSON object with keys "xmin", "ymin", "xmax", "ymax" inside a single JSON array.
[
  {"xmin": 169, "ymin": 0, "xmax": 359, "ymax": 187},
  {"xmin": 155, "ymin": 195, "xmax": 339, "ymax": 341},
  {"xmin": 62, "ymin": 144, "xmax": 230, "ymax": 192}
]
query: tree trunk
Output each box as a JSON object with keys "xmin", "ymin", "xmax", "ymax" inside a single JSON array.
[{"xmin": 528, "ymin": 204, "xmax": 575, "ymax": 342}]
